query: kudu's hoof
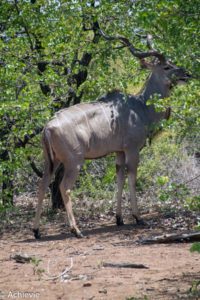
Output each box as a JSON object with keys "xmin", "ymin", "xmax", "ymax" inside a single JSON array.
[
  {"xmin": 116, "ymin": 215, "xmax": 124, "ymax": 226},
  {"xmin": 137, "ymin": 219, "xmax": 146, "ymax": 226},
  {"xmin": 134, "ymin": 216, "xmax": 146, "ymax": 226},
  {"xmin": 70, "ymin": 228, "xmax": 84, "ymax": 238},
  {"xmin": 76, "ymin": 232, "xmax": 84, "ymax": 238},
  {"xmin": 33, "ymin": 229, "xmax": 41, "ymax": 240}
]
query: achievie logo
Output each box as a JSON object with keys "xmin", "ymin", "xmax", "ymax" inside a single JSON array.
[{"xmin": 0, "ymin": 291, "xmax": 40, "ymax": 299}]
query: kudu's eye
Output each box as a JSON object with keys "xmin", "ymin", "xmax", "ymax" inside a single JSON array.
[{"xmin": 164, "ymin": 66, "xmax": 171, "ymax": 70}]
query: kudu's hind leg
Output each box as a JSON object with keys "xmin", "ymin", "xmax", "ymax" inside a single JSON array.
[
  {"xmin": 115, "ymin": 152, "xmax": 126, "ymax": 226},
  {"xmin": 33, "ymin": 163, "xmax": 52, "ymax": 239},
  {"xmin": 60, "ymin": 166, "xmax": 83, "ymax": 238}
]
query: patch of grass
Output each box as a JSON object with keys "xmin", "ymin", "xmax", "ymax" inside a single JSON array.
[
  {"xmin": 188, "ymin": 280, "xmax": 200, "ymax": 298},
  {"xmin": 31, "ymin": 257, "xmax": 45, "ymax": 279},
  {"xmin": 185, "ymin": 196, "xmax": 200, "ymax": 211},
  {"xmin": 31, "ymin": 257, "xmax": 42, "ymax": 267},
  {"xmin": 190, "ymin": 243, "xmax": 200, "ymax": 254},
  {"xmin": 138, "ymin": 130, "xmax": 182, "ymax": 190}
]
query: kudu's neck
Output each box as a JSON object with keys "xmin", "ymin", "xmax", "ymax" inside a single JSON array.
[
  {"xmin": 140, "ymin": 72, "xmax": 170, "ymax": 103},
  {"xmin": 137, "ymin": 72, "xmax": 171, "ymax": 126}
]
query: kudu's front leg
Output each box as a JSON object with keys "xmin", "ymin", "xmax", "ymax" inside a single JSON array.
[
  {"xmin": 115, "ymin": 152, "xmax": 126, "ymax": 226},
  {"xmin": 126, "ymin": 151, "xmax": 144, "ymax": 225}
]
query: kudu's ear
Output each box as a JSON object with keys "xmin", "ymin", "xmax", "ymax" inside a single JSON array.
[{"xmin": 140, "ymin": 58, "xmax": 154, "ymax": 70}]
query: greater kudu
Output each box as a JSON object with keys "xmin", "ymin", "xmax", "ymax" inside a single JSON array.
[{"xmin": 33, "ymin": 32, "xmax": 190, "ymax": 239}]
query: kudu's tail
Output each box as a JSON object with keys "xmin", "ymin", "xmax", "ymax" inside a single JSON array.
[{"xmin": 42, "ymin": 128, "xmax": 55, "ymax": 174}]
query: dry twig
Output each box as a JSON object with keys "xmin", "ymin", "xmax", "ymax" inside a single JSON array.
[
  {"xmin": 102, "ymin": 262, "xmax": 148, "ymax": 269},
  {"xmin": 138, "ymin": 231, "xmax": 200, "ymax": 244}
]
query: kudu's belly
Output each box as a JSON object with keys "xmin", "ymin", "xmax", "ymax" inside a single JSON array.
[{"xmin": 84, "ymin": 134, "xmax": 123, "ymax": 159}]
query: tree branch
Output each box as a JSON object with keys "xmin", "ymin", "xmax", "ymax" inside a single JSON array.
[
  {"xmin": 27, "ymin": 156, "xmax": 43, "ymax": 178},
  {"xmin": 14, "ymin": 0, "xmax": 34, "ymax": 51},
  {"xmin": 15, "ymin": 127, "xmax": 43, "ymax": 148}
]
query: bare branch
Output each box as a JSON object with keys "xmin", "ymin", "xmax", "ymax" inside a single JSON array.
[
  {"xmin": 14, "ymin": 0, "xmax": 34, "ymax": 51},
  {"xmin": 27, "ymin": 156, "xmax": 43, "ymax": 178},
  {"xmin": 45, "ymin": 257, "xmax": 73, "ymax": 281},
  {"xmin": 102, "ymin": 262, "xmax": 148, "ymax": 269}
]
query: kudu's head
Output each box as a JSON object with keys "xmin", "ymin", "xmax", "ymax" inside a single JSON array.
[
  {"xmin": 140, "ymin": 59, "xmax": 191, "ymax": 125},
  {"xmin": 99, "ymin": 30, "xmax": 191, "ymax": 122},
  {"xmin": 141, "ymin": 59, "xmax": 191, "ymax": 102}
]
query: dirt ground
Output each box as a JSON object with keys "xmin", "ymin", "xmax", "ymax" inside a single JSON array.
[{"xmin": 0, "ymin": 198, "xmax": 200, "ymax": 300}]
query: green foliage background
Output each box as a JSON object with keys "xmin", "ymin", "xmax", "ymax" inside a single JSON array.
[{"xmin": 0, "ymin": 0, "xmax": 199, "ymax": 205}]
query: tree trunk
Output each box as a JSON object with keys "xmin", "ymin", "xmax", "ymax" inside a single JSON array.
[{"xmin": 2, "ymin": 169, "xmax": 14, "ymax": 206}]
